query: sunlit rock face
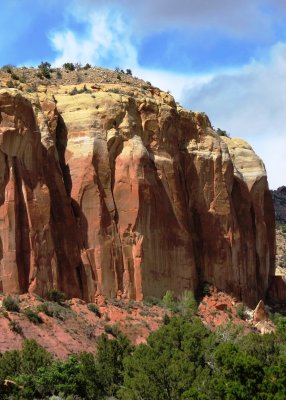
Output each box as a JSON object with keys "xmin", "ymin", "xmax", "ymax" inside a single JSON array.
[{"xmin": 0, "ymin": 84, "xmax": 275, "ymax": 307}]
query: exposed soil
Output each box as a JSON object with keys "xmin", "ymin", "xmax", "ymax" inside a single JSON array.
[{"xmin": 0, "ymin": 288, "xmax": 275, "ymax": 358}]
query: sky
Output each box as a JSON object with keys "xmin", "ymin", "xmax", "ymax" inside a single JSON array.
[{"xmin": 1, "ymin": 0, "xmax": 286, "ymax": 189}]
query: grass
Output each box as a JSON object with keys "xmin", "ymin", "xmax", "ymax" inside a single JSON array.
[{"xmin": 3, "ymin": 296, "xmax": 20, "ymax": 312}]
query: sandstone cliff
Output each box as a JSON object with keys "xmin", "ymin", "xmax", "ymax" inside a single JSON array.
[
  {"xmin": 271, "ymin": 186, "xmax": 286, "ymax": 224},
  {"xmin": 0, "ymin": 71, "xmax": 276, "ymax": 307}
]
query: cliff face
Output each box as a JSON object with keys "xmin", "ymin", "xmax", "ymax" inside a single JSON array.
[
  {"xmin": 271, "ymin": 186, "xmax": 286, "ymax": 225},
  {"xmin": 0, "ymin": 82, "xmax": 275, "ymax": 307}
]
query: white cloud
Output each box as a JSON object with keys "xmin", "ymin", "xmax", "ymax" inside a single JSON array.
[
  {"xmin": 50, "ymin": 6, "xmax": 214, "ymax": 100},
  {"xmin": 74, "ymin": 0, "xmax": 275, "ymax": 40},
  {"xmin": 50, "ymin": 10, "xmax": 137, "ymax": 68},
  {"xmin": 183, "ymin": 42, "xmax": 286, "ymax": 189}
]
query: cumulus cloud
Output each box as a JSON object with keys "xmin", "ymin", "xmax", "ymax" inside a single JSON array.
[
  {"xmin": 50, "ymin": 5, "xmax": 214, "ymax": 99},
  {"xmin": 50, "ymin": 10, "xmax": 137, "ymax": 68},
  {"xmin": 75, "ymin": 0, "xmax": 275, "ymax": 39},
  {"xmin": 183, "ymin": 42, "xmax": 286, "ymax": 188}
]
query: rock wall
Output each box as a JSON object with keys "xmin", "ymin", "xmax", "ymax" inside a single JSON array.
[
  {"xmin": 271, "ymin": 186, "xmax": 286, "ymax": 224},
  {"xmin": 0, "ymin": 85, "xmax": 276, "ymax": 307}
]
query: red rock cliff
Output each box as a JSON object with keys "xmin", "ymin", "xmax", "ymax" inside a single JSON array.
[{"xmin": 0, "ymin": 84, "xmax": 275, "ymax": 307}]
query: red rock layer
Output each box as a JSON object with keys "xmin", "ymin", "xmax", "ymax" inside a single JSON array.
[{"xmin": 0, "ymin": 86, "xmax": 276, "ymax": 307}]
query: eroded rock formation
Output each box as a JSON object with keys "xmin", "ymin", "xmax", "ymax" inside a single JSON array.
[
  {"xmin": 271, "ymin": 186, "xmax": 286, "ymax": 224},
  {"xmin": 0, "ymin": 83, "xmax": 276, "ymax": 307}
]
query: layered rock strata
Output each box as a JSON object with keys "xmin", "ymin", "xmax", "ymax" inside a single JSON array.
[{"xmin": 0, "ymin": 84, "xmax": 275, "ymax": 307}]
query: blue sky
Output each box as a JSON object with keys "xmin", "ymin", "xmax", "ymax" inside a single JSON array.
[{"xmin": 1, "ymin": 0, "xmax": 286, "ymax": 189}]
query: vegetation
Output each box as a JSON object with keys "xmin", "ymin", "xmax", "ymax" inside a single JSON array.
[
  {"xmin": 236, "ymin": 303, "xmax": 248, "ymax": 320},
  {"xmin": 279, "ymin": 223, "xmax": 286, "ymax": 234},
  {"xmin": 8, "ymin": 320, "xmax": 22, "ymax": 335},
  {"xmin": 1, "ymin": 64, "xmax": 14, "ymax": 73},
  {"xmin": 3, "ymin": 295, "xmax": 20, "ymax": 312},
  {"xmin": 48, "ymin": 289, "xmax": 66, "ymax": 304},
  {"xmin": 63, "ymin": 62, "xmax": 75, "ymax": 71},
  {"xmin": 83, "ymin": 63, "xmax": 92, "ymax": 70},
  {"xmin": 87, "ymin": 303, "xmax": 101, "ymax": 318},
  {"xmin": 69, "ymin": 85, "xmax": 91, "ymax": 95},
  {"xmin": 37, "ymin": 301, "xmax": 68, "ymax": 320},
  {"xmin": 0, "ymin": 312, "xmax": 285, "ymax": 399},
  {"xmin": 216, "ymin": 127, "xmax": 230, "ymax": 137},
  {"xmin": 24, "ymin": 309, "xmax": 43, "ymax": 325},
  {"xmin": 38, "ymin": 61, "xmax": 52, "ymax": 79}
]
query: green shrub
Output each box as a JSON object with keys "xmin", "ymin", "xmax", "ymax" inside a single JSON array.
[
  {"xmin": 236, "ymin": 303, "xmax": 247, "ymax": 320},
  {"xmin": 162, "ymin": 290, "xmax": 178, "ymax": 312},
  {"xmin": 83, "ymin": 63, "xmax": 91, "ymax": 70},
  {"xmin": 104, "ymin": 324, "xmax": 121, "ymax": 338},
  {"xmin": 24, "ymin": 308, "xmax": 43, "ymax": 324},
  {"xmin": 275, "ymin": 316, "xmax": 286, "ymax": 340},
  {"xmin": 3, "ymin": 295, "xmax": 20, "ymax": 312},
  {"xmin": 126, "ymin": 68, "xmax": 132, "ymax": 75},
  {"xmin": 201, "ymin": 281, "xmax": 211, "ymax": 297},
  {"xmin": 163, "ymin": 313, "xmax": 171, "ymax": 325},
  {"xmin": 87, "ymin": 303, "xmax": 101, "ymax": 317},
  {"xmin": 69, "ymin": 85, "xmax": 91, "ymax": 95},
  {"xmin": 37, "ymin": 302, "xmax": 66, "ymax": 320},
  {"xmin": 143, "ymin": 296, "xmax": 161, "ymax": 306},
  {"xmin": 11, "ymin": 72, "xmax": 19, "ymax": 80},
  {"xmin": 48, "ymin": 289, "xmax": 66, "ymax": 304},
  {"xmin": 38, "ymin": 61, "xmax": 51, "ymax": 79},
  {"xmin": 63, "ymin": 62, "xmax": 75, "ymax": 71},
  {"xmin": 1, "ymin": 64, "xmax": 14, "ymax": 73},
  {"xmin": 216, "ymin": 128, "xmax": 230, "ymax": 137},
  {"xmin": 9, "ymin": 320, "xmax": 22, "ymax": 334},
  {"xmin": 178, "ymin": 290, "xmax": 197, "ymax": 319}
]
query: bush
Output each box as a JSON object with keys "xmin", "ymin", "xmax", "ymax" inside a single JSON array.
[
  {"xmin": 48, "ymin": 289, "xmax": 66, "ymax": 304},
  {"xmin": 201, "ymin": 281, "xmax": 211, "ymax": 297},
  {"xmin": 69, "ymin": 85, "xmax": 91, "ymax": 95},
  {"xmin": 38, "ymin": 61, "xmax": 51, "ymax": 69},
  {"xmin": 38, "ymin": 61, "xmax": 51, "ymax": 79},
  {"xmin": 87, "ymin": 303, "xmax": 101, "ymax": 317},
  {"xmin": 1, "ymin": 64, "xmax": 14, "ymax": 73},
  {"xmin": 143, "ymin": 296, "xmax": 161, "ymax": 306},
  {"xmin": 9, "ymin": 320, "xmax": 22, "ymax": 334},
  {"xmin": 104, "ymin": 324, "xmax": 121, "ymax": 338},
  {"xmin": 3, "ymin": 295, "xmax": 20, "ymax": 312},
  {"xmin": 126, "ymin": 68, "xmax": 132, "ymax": 75},
  {"xmin": 236, "ymin": 303, "xmax": 247, "ymax": 320},
  {"xmin": 63, "ymin": 62, "xmax": 75, "ymax": 71},
  {"xmin": 178, "ymin": 290, "xmax": 197, "ymax": 319},
  {"xmin": 83, "ymin": 63, "xmax": 91, "ymax": 70},
  {"xmin": 216, "ymin": 128, "xmax": 229, "ymax": 137},
  {"xmin": 24, "ymin": 308, "xmax": 43, "ymax": 324},
  {"xmin": 162, "ymin": 290, "xmax": 178, "ymax": 312},
  {"xmin": 37, "ymin": 302, "xmax": 66, "ymax": 320},
  {"xmin": 11, "ymin": 72, "xmax": 19, "ymax": 80}
]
